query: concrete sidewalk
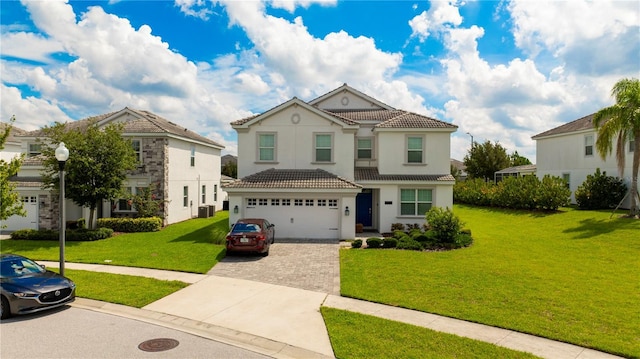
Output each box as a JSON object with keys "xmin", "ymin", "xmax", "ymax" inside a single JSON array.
[{"xmin": 44, "ymin": 261, "xmax": 623, "ymax": 359}]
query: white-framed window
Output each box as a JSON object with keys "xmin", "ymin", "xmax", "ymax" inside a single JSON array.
[
  {"xmin": 328, "ymin": 199, "xmax": 338, "ymax": 207},
  {"xmin": 183, "ymin": 186, "xmax": 189, "ymax": 207},
  {"xmin": 282, "ymin": 199, "xmax": 291, "ymax": 206},
  {"xmin": 562, "ymin": 173, "xmax": 570, "ymax": 189},
  {"xmin": 400, "ymin": 189, "xmax": 432, "ymax": 216},
  {"xmin": 407, "ymin": 136, "xmax": 424, "ymax": 163},
  {"xmin": 131, "ymin": 139, "xmax": 142, "ymax": 163},
  {"xmin": 305, "ymin": 199, "xmax": 314, "ymax": 206},
  {"xmin": 294, "ymin": 199, "xmax": 303, "ymax": 206},
  {"xmin": 247, "ymin": 198, "xmax": 257, "ymax": 206},
  {"xmin": 190, "ymin": 144, "xmax": 196, "ymax": 167},
  {"xmin": 214, "ymin": 185, "xmax": 218, "ymax": 202},
  {"xmin": 317, "ymin": 199, "xmax": 327, "ymax": 206},
  {"xmin": 28, "ymin": 143, "xmax": 42, "ymax": 157},
  {"xmin": 259, "ymin": 198, "xmax": 268, "ymax": 206},
  {"xmin": 584, "ymin": 135, "xmax": 594, "ymax": 156},
  {"xmin": 257, "ymin": 133, "xmax": 276, "ymax": 161},
  {"xmin": 314, "ymin": 133, "xmax": 333, "ymax": 162},
  {"xmin": 271, "ymin": 199, "xmax": 280, "ymax": 206},
  {"xmin": 201, "ymin": 185, "xmax": 206, "ymax": 204},
  {"xmin": 357, "ymin": 138, "xmax": 373, "ymax": 159}
]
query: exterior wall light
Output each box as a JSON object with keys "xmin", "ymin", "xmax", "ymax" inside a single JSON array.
[
  {"xmin": 233, "ymin": 205, "xmax": 239, "ymax": 214},
  {"xmin": 345, "ymin": 206, "xmax": 350, "ymax": 216}
]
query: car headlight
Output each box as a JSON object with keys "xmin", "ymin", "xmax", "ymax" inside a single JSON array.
[{"xmin": 13, "ymin": 292, "xmax": 38, "ymax": 298}]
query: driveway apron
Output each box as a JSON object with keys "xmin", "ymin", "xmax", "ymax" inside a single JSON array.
[{"xmin": 208, "ymin": 239, "xmax": 341, "ymax": 295}]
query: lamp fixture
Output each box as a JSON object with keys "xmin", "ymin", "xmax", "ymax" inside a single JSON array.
[
  {"xmin": 344, "ymin": 206, "xmax": 350, "ymax": 216},
  {"xmin": 233, "ymin": 205, "xmax": 239, "ymax": 214}
]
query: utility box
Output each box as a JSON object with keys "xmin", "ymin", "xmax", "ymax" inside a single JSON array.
[
  {"xmin": 198, "ymin": 206, "xmax": 209, "ymax": 218},
  {"xmin": 208, "ymin": 205, "xmax": 215, "ymax": 216}
]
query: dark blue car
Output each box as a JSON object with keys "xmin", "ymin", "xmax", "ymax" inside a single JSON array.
[{"xmin": 1, "ymin": 254, "xmax": 76, "ymax": 319}]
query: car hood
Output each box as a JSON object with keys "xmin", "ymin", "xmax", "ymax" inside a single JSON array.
[{"xmin": 1, "ymin": 271, "xmax": 74, "ymax": 293}]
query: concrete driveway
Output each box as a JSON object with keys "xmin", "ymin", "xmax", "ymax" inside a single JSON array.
[{"xmin": 208, "ymin": 239, "xmax": 341, "ymax": 295}]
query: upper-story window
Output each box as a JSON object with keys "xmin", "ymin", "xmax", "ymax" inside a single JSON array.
[
  {"xmin": 190, "ymin": 145, "xmax": 196, "ymax": 167},
  {"xmin": 357, "ymin": 138, "xmax": 373, "ymax": 159},
  {"xmin": 407, "ymin": 136, "xmax": 424, "ymax": 163},
  {"xmin": 28, "ymin": 143, "xmax": 42, "ymax": 157},
  {"xmin": 314, "ymin": 133, "xmax": 333, "ymax": 162},
  {"xmin": 258, "ymin": 133, "xmax": 276, "ymax": 161},
  {"xmin": 131, "ymin": 139, "xmax": 142, "ymax": 163},
  {"xmin": 584, "ymin": 135, "xmax": 594, "ymax": 156}
]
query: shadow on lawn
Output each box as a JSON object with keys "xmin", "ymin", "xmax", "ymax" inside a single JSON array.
[
  {"xmin": 563, "ymin": 216, "xmax": 639, "ymax": 239},
  {"xmin": 456, "ymin": 204, "xmax": 569, "ymax": 218},
  {"xmin": 170, "ymin": 217, "xmax": 229, "ymax": 245}
]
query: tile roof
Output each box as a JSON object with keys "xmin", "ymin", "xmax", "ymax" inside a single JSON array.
[
  {"xmin": 222, "ymin": 168, "xmax": 362, "ymax": 189},
  {"xmin": 22, "ymin": 155, "xmax": 45, "ymax": 166},
  {"xmin": 0, "ymin": 123, "xmax": 27, "ymax": 142},
  {"xmin": 8, "ymin": 176, "xmax": 42, "ymax": 187},
  {"xmin": 532, "ymin": 113, "xmax": 595, "ymax": 139},
  {"xmin": 355, "ymin": 167, "xmax": 455, "ymax": 182},
  {"xmin": 19, "ymin": 108, "xmax": 224, "ymax": 148}
]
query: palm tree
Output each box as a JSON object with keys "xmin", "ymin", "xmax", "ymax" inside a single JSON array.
[{"xmin": 593, "ymin": 78, "xmax": 640, "ymax": 216}]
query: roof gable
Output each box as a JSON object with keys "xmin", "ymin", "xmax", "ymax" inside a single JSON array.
[
  {"xmin": 308, "ymin": 83, "xmax": 394, "ymax": 111},
  {"xmin": 532, "ymin": 113, "xmax": 595, "ymax": 140},
  {"xmin": 230, "ymin": 98, "xmax": 358, "ymax": 129}
]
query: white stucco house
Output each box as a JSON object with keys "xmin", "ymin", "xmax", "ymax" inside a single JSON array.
[
  {"xmin": 1, "ymin": 108, "xmax": 225, "ymax": 231},
  {"xmin": 532, "ymin": 113, "xmax": 634, "ymax": 208},
  {"xmin": 223, "ymin": 84, "xmax": 458, "ymax": 240}
]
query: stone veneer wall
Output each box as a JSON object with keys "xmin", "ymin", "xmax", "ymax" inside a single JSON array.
[
  {"xmin": 129, "ymin": 138, "xmax": 169, "ymax": 225},
  {"xmin": 39, "ymin": 194, "xmax": 56, "ymax": 230}
]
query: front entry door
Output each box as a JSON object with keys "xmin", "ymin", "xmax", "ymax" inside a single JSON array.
[{"xmin": 356, "ymin": 191, "xmax": 373, "ymax": 227}]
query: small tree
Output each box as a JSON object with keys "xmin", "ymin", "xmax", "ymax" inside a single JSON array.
[
  {"xmin": 425, "ymin": 207, "xmax": 462, "ymax": 244},
  {"xmin": 40, "ymin": 120, "xmax": 137, "ymax": 229},
  {"xmin": 131, "ymin": 185, "xmax": 163, "ymax": 218},
  {"xmin": 574, "ymin": 168, "xmax": 627, "ymax": 210},
  {"xmin": 463, "ymin": 140, "xmax": 510, "ymax": 181},
  {"xmin": 222, "ymin": 160, "xmax": 237, "ymax": 178},
  {"xmin": 0, "ymin": 116, "xmax": 25, "ymax": 226},
  {"xmin": 509, "ymin": 151, "xmax": 532, "ymax": 166}
]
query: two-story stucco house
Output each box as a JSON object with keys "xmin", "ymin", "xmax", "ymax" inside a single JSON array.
[
  {"xmin": 1, "ymin": 108, "xmax": 225, "ymax": 231},
  {"xmin": 532, "ymin": 113, "xmax": 634, "ymax": 208},
  {"xmin": 223, "ymin": 84, "xmax": 458, "ymax": 240}
]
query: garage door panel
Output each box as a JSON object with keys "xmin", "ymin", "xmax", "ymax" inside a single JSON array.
[
  {"xmin": 2, "ymin": 196, "xmax": 38, "ymax": 231},
  {"xmin": 244, "ymin": 198, "xmax": 339, "ymax": 240}
]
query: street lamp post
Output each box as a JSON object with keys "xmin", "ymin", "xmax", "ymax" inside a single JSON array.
[
  {"xmin": 55, "ymin": 142, "xmax": 69, "ymax": 276},
  {"xmin": 466, "ymin": 132, "xmax": 474, "ymax": 148}
]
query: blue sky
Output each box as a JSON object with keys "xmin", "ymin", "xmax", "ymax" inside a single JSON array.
[{"xmin": 1, "ymin": 0, "xmax": 638, "ymax": 162}]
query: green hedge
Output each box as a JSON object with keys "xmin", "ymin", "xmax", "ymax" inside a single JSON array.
[
  {"xmin": 454, "ymin": 175, "xmax": 570, "ymax": 211},
  {"xmin": 10, "ymin": 228, "xmax": 113, "ymax": 241},
  {"xmin": 97, "ymin": 217, "xmax": 162, "ymax": 232}
]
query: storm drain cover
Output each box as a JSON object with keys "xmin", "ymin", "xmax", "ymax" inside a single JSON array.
[{"xmin": 138, "ymin": 338, "xmax": 180, "ymax": 352}]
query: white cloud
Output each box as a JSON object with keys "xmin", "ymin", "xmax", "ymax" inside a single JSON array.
[
  {"xmin": 1, "ymin": 84, "xmax": 71, "ymax": 130},
  {"xmin": 0, "ymin": 32, "xmax": 65, "ymax": 63},
  {"xmin": 269, "ymin": 0, "xmax": 337, "ymax": 13},
  {"xmin": 409, "ymin": 1, "xmax": 463, "ymax": 42}
]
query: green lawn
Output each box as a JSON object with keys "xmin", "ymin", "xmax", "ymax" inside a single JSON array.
[
  {"xmin": 56, "ymin": 268, "xmax": 188, "ymax": 308},
  {"xmin": 322, "ymin": 308, "xmax": 540, "ymax": 359},
  {"xmin": 340, "ymin": 205, "xmax": 640, "ymax": 358},
  {"xmin": 0, "ymin": 211, "xmax": 230, "ymax": 273}
]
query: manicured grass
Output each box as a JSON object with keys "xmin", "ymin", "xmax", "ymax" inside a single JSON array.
[
  {"xmin": 341, "ymin": 205, "xmax": 640, "ymax": 358},
  {"xmin": 321, "ymin": 308, "xmax": 540, "ymax": 359},
  {"xmin": 0, "ymin": 211, "xmax": 230, "ymax": 273},
  {"xmin": 53, "ymin": 269, "xmax": 188, "ymax": 308}
]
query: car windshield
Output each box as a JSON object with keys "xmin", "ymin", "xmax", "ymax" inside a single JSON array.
[
  {"xmin": 0, "ymin": 257, "xmax": 46, "ymax": 278},
  {"xmin": 232, "ymin": 223, "xmax": 261, "ymax": 233}
]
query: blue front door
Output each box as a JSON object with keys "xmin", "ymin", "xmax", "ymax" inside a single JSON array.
[{"xmin": 356, "ymin": 191, "xmax": 373, "ymax": 227}]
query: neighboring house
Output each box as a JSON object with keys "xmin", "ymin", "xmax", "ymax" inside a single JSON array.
[
  {"xmin": 223, "ymin": 84, "xmax": 458, "ymax": 240},
  {"xmin": 494, "ymin": 164, "xmax": 536, "ymax": 182},
  {"xmin": 532, "ymin": 113, "xmax": 634, "ymax": 208},
  {"xmin": 450, "ymin": 158, "xmax": 467, "ymax": 181},
  {"xmin": 1, "ymin": 107, "xmax": 225, "ymax": 231}
]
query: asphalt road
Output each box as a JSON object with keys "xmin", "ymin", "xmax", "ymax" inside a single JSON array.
[{"xmin": 0, "ymin": 305, "xmax": 271, "ymax": 359}]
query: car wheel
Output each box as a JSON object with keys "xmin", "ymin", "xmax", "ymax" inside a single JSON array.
[{"xmin": 1, "ymin": 295, "xmax": 10, "ymax": 320}]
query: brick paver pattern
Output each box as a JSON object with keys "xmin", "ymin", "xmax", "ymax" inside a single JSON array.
[{"xmin": 208, "ymin": 240, "xmax": 341, "ymax": 295}]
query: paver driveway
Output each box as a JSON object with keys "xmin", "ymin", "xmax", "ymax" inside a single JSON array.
[{"xmin": 208, "ymin": 239, "xmax": 341, "ymax": 294}]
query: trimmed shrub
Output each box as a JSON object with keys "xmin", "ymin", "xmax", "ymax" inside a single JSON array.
[
  {"xmin": 365, "ymin": 238, "xmax": 382, "ymax": 248},
  {"xmin": 382, "ymin": 237, "xmax": 398, "ymax": 248},
  {"xmin": 396, "ymin": 237, "xmax": 422, "ymax": 251},
  {"xmin": 351, "ymin": 239, "xmax": 363, "ymax": 248},
  {"xmin": 9, "ymin": 228, "xmax": 113, "ymax": 241},
  {"xmin": 77, "ymin": 218, "xmax": 86, "ymax": 229},
  {"xmin": 455, "ymin": 233, "xmax": 473, "ymax": 248},
  {"xmin": 97, "ymin": 217, "xmax": 162, "ymax": 232},
  {"xmin": 575, "ymin": 168, "xmax": 627, "ymax": 209},
  {"xmin": 393, "ymin": 230, "xmax": 408, "ymax": 239},
  {"xmin": 390, "ymin": 223, "xmax": 405, "ymax": 231},
  {"xmin": 425, "ymin": 207, "xmax": 462, "ymax": 244}
]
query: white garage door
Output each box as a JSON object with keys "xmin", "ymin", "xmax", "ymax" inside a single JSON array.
[
  {"xmin": 244, "ymin": 197, "xmax": 340, "ymax": 239},
  {"xmin": 2, "ymin": 196, "xmax": 38, "ymax": 231}
]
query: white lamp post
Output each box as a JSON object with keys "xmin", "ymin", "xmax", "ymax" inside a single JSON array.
[
  {"xmin": 466, "ymin": 132, "xmax": 474, "ymax": 148},
  {"xmin": 55, "ymin": 142, "xmax": 69, "ymax": 276}
]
